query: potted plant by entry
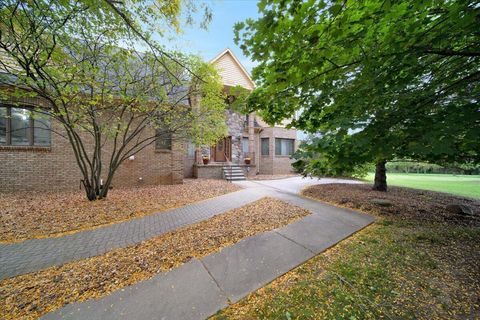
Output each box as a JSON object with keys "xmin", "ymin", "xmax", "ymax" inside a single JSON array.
[
  {"xmin": 202, "ymin": 155, "xmax": 209, "ymax": 165},
  {"xmin": 244, "ymin": 157, "xmax": 251, "ymax": 165}
]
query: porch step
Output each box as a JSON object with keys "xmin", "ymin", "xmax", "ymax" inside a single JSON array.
[{"xmin": 223, "ymin": 165, "xmax": 246, "ymax": 181}]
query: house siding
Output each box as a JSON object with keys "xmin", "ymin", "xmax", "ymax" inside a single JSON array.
[
  {"xmin": 212, "ymin": 53, "xmax": 254, "ymax": 90},
  {"xmin": 258, "ymin": 127, "xmax": 297, "ymax": 175}
]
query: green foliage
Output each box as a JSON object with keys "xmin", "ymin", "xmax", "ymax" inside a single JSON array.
[
  {"xmin": 293, "ymin": 138, "xmax": 369, "ymax": 178},
  {"xmin": 187, "ymin": 61, "xmax": 228, "ymax": 146},
  {"xmin": 227, "ymin": 85, "xmax": 251, "ymax": 114},
  {"xmin": 0, "ymin": 0, "xmax": 224, "ymax": 199},
  {"xmin": 235, "ymin": 0, "xmax": 480, "ymax": 177}
]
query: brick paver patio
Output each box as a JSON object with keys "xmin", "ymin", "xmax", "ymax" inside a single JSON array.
[{"xmin": 0, "ymin": 187, "xmax": 270, "ymax": 280}]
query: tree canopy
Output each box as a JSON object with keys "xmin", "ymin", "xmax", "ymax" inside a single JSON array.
[
  {"xmin": 0, "ymin": 0, "xmax": 227, "ymax": 200},
  {"xmin": 235, "ymin": 0, "xmax": 480, "ymax": 190}
]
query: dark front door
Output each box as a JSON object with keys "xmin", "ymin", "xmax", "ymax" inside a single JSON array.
[{"xmin": 213, "ymin": 137, "xmax": 231, "ymax": 162}]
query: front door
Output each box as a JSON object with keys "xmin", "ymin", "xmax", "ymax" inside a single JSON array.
[{"xmin": 213, "ymin": 137, "xmax": 231, "ymax": 162}]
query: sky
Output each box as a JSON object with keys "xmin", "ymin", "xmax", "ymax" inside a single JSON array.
[{"xmin": 160, "ymin": 0, "xmax": 260, "ymax": 74}]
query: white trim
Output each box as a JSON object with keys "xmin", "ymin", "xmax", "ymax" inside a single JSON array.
[{"xmin": 210, "ymin": 48, "xmax": 256, "ymax": 89}]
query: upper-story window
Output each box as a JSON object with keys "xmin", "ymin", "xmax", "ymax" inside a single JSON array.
[
  {"xmin": 275, "ymin": 138, "xmax": 294, "ymax": 156},
  {"xmin": 0, "ymin": 105, "xmax": 51, "ymax": 147}
]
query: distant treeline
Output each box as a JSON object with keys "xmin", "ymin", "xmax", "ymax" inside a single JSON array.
[{"xmin": 373, "ymin": 161, "xmax": 480, "ymax": 175}]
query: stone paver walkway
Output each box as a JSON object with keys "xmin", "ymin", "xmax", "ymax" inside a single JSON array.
[
  {"xmin": 0, "ymin": 188, "xmax": 269, "ymax": 280},
  {"xmin": 42, "ymin": 183, "xmax": 374, "ymax": 320}
]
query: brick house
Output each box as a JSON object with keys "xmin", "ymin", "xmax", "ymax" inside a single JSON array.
[
  {"xmin": 0, "ymin": 48, "xmax": 296, "ymax": 192},
  {"xmin": 186, "ymin": 49, "xmax": 298, "ymax": 179}
]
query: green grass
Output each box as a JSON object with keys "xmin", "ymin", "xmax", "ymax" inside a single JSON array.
[{"xmin": 364, "ymin": 173, "xmax": 480, "ymax": 199}]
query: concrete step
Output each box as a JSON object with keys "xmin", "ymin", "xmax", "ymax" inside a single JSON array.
[
  {"xmin": 224, "ymin": 172, "xmax": 245, "ymax": 176},
  {"xmin": 223, "ymin": 166, "xmax": 246, "ymax": 181},
  {"xmin": 226, "ymin": 176, "xmax": 246, "ymax": 181}
]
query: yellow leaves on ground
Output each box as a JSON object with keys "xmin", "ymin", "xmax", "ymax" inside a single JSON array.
[
  {"xmin": 1, "ymin": 197, "xmax": 310, "ymax": 320},
  {"xmin": 0, "ymin": 179, "xmax": 240, "ymax": 243}
]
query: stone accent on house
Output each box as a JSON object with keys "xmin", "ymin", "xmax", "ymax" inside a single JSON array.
[{"xmin": 225, "ymin": 109, "xmax": 245, "ymax": 163}]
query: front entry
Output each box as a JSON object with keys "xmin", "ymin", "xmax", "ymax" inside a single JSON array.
[{"xmin": 212, "ymin": 137, "xmax": 232, "ymax": 162}]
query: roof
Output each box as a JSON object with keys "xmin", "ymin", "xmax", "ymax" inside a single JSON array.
[{"xmin": 210, "ymin": 48, "xmax": 255, "ymax": 90}]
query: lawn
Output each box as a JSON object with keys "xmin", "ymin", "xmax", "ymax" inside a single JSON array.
[
  {"xmin": 365, "ymin": 173, "xmax": 480, "ymax": 199},
  {"xmin": 214, "ymin": 184, "xmax": 480, "ymax": 319}
]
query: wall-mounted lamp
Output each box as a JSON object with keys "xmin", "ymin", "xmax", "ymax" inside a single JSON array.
[{"xmin": 129, "ymin": 155, "xmax": 135, "ymax": 161}]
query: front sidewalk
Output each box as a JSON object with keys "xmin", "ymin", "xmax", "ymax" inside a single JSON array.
[{"xmin": 42, "ymin": 181, "xmax": 374, "ymax": 319}]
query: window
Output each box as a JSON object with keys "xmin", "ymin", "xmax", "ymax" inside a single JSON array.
[
  {"xmin": 187, "ymin": 141, "xmax": 195, "ymax": 158},
  {"xmin": 242, "ymin": 137, "xmax": 249, "ymax": 153},
  {"xmin": 275, "ymin": 138, "xmax": 294, "ymax": 156},
  {"xmin": 0, "ymin": 105, "xmax": 51, "ymax": 147},
  {"xmin": 261, "ymin": 138, "xmax": 269, "ymax": 156},
  {"xmin": 155, "ymin": 129, "xmax": 172, "ymax": 150}
]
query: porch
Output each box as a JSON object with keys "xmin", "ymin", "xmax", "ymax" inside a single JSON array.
[{"xmin": 193, "ymin": 163, "xmax": 256, "ymax": 179}]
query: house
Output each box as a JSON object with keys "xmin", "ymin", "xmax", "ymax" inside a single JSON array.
[
  {"xmin": 0, "ymin": 48, "xmax": 296, "ymax": 192},
  {"xmin": 185, "ymin": 48, "xmax": 298, "ymax": 180}
]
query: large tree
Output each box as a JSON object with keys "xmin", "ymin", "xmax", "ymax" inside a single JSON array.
[
  {"xmin": 235, "ymin": 0, "xmax": 480, "ymax": 191},
  {"xmin": 0, "ymin": 0, "xmax": 227, "ymax": 200}
]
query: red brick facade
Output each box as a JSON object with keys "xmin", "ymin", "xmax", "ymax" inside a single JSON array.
[{"xmin": 0, "ymin": 95, "xmax": 183, "ymax": 193}]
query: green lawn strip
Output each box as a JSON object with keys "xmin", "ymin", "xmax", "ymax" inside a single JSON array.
[
  {"xmin": 213, "ymin": 219, "xmax": 480, "ymax": 319},
  {"xmin": 364, "ymin": 173, "xmax": 480, "ymax": 199}
]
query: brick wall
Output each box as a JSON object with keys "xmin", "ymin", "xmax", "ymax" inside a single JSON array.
[
  {"xmin": 258, "ymin": 127, "xmax": 297, "ymax": 175},
  {"xmin": 0, "ymin": 95, "xmax": 184, "ymax": 193}
]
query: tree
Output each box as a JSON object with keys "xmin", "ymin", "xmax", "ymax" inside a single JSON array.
[
  {"xmin": 0, "ymin": 0, "xmax": 227, "ymax": 200},
  {"xmin": 234, "ymin": 0, "xmax": 480, "ymax": 191}
]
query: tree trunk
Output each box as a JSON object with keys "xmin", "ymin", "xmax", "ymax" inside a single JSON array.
[{"xmin": 373, "ymin": 160, "xmax": 387, "ymax": 192}]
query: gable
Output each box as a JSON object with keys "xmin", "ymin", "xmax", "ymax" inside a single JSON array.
[{"xmin": 211, "ymin": 49, "xmax": 255, "ymax": 91}]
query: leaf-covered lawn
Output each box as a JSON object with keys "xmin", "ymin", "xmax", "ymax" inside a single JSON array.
[
  {"xmin": 0, "ymin": 179, "xmax": 240, "ymax": 243},
  {"xmin": 213, "ymin": 184, "xmax": 480, "ymax": 320},
  {"xmin": 0, "ymin": 197, "xmax": 310, "ymax": 320}
]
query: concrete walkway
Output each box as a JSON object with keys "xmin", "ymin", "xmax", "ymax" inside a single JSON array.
[{"xmin": 41, "ymin": 177, "xmax": 374, "ymax": 320}]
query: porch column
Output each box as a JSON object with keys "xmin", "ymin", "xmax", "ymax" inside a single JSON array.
[{"xmin": 248, "ymin": 112, "xmax": 255, "ymax": 163}]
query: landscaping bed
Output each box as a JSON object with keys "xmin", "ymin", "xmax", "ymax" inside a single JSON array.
[
  {"xmin": 0, "ymin": 197, "xmax": 310, "ymax": 320},
  {"xmin": 213, "ymin": 184, "xmax": 480, "ymax": 319},
  {"xmin": 0, "ymin": 179, "xmax": 240, "ymax": 243}
]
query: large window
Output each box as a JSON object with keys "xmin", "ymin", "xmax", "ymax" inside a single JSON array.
[
  {"xmin": 275, "ymin": 138, "xmax": 294, "ymax": 156},
  {"xmin": 0, "ymin": 105, "xmax": 51, "ymax": 147},
  {"xmin": 261, "ymin": 138, "xmax": 269, "ymax": 156}
]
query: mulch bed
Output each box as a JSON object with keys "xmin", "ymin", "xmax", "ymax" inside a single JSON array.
[
  {"xmin": 302, "ymin": 183, "xmax": 480, "ymax": 226},
  {"xmin": 0, "ymin": 197, "xmax": 310, "ymax": 320},
  {"xmin": 0, "ymin": 179, "xmax": 240, "ymax": 243}
]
